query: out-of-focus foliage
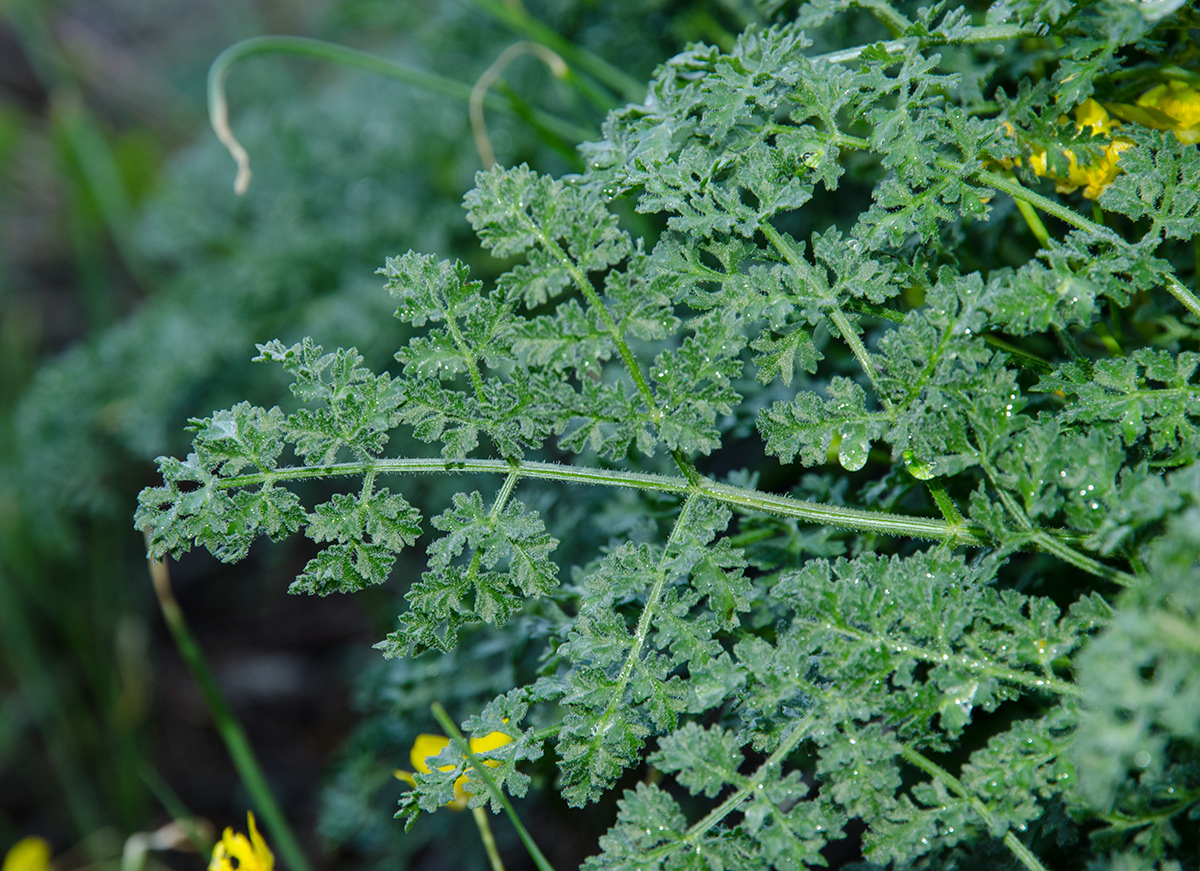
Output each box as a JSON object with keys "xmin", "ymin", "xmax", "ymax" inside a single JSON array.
[
  {"xmin": 141, "ymin": 0, "xmax": 1200, "ymax": 867},
  {"xmin": 0, "ymin": 0, "xmax": 751, "ymax": 856},
  {"xmin": 16, "ymin": 0, "xmax": 1200, "ymax": 868}
]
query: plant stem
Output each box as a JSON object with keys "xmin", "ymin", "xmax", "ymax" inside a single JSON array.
[
  {"xmin": 990, "ymin": 487, "xmax": 1139, "ymax": 587},
  {"xmin": 206, "ymin": 456, "xmax": 989, "ymax": 545},
  {"xmin": 589, "ymin": 494, "xmax": 699, "ymax": 749},
  {"xmin": 470, "ymin": 42, "xmax": 571, "ymax": 168},
  {"xmin": 969, "ymin": 165, "xmax": 1199, "ymax": 324},
  {"xmin": 471, "ymin": 806, "xmax": 507, "ymax": 871},
  {"xmin": 858, "ymin": 0, "xmax": 913, "ymax": 37},
  {"xmin": 761, "ymin": 223, "xmax": 893, "ymax": 411},
  {"xmin": 900, "ymin": 745, "xmax": 1052, "ymax": 871},
  {"xmin": 144, "ymin": 542, "xmax": 311, "ymax": 871},
  {"xmin": 1012, "ymin": 189, "xmax": 1052, "ymax": 247},
  {"xmin": 811, "ymin": 23, "xmax": 1036, "ymax": 65},
  {"xmin": 207, "ymin": 36, "xmax": 595, "ymax": 193},
  {"xmin": 430, "ymin": 703, "xmax": 556, "ymax": 871},
  {"xmin": 970, "ymin": 165, "xmax": 1113, "ymax": 237},
  {"xmin": 1164, "ymin": 272, "xmax": 1200, "ymax": 323},
  {"xmin": 464, "ymin": 0, "xmax": 645, "ymax": 103}
]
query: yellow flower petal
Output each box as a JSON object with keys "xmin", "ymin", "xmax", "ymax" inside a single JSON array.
[
  {"xmin": 1136, "ymin": 81, "xmax": 1200, "ymax": 143},
  {"xmin": 410, "ymin": 733, "xmax": 452, "ymax": 773},
  {"xmin": 208, "ymin": 813, "xmax": 274, "ymax": 871},
  {"xmin": 469, "ymin": 731, "xmax": 512, "ymax": 757},
  {"xmin": 402, "ymin": 729, "xmax": 512, "ymax": 810},
  {"xmin": 246, "ymin": 813, "xmax": 273, "ymax": 871},
  {"xmin": 3, "ymin": 838, "xmax": 52, "ymax": 871},
  {"xmin": 1013, "ymin": 99, "xmax": 1131, "ymax": 199},
  {"xmin": 1075, "ymin": 98, "xmax": 1115, "ymax": 136}
]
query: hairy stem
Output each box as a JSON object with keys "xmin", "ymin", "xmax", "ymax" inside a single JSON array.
[
  {"xmin": 431, "ymin": 702, "xmax": 556, "ymax": 871},
  {"xmin": 812, "ymin": 23, "xmax": 1035, "ymax": 66},
  {"xmin": 761, "ymin": 223, "xmax": 893, "ymax": 411},
  {"xmin": 1164, "ymin": 272, "xmax": 1200, "ymax": 324},
  {"xmin": 990, "ymin": 485, "xmax": 1139, "ymax": 588},
  {"xmin": 900, "ymin": 744, "xmax": 1052, "ymax": 871},
  {"xmin": 204, "ymin": 456, "xmax": 989, "ymax": 545}
]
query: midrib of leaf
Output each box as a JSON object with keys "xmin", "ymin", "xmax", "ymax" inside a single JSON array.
[
  {"xmin": 801, "ymin": 616, "xmax": 1082, "ymax": 698},
  {"xmin": 520, "ymin": 218, "xmax": 704, "ymax": 485},
  {"xmin": 979, "ymin": 456, "xmax": 1140, "ymax": 588},
  {"xmin": 641, "ymin": 713, "xmax": 815, "ymax": 862},
  {"xmin": 461, "ymin": 467, "xmax": 521, "ymax": 589},
  {"xmin": 584, "ymin": 492, "xmax": 700, "ymax": 753},
  {"xmin": 206, "ymin": 456, "xmax": 987, "ymax": 545},
  {"xmin": 761, "ymin": 223, "xmax": 894, "ymax": 412},
  {"xmin": 898, "ymin": 743, "xmax": 1052, "ymax": 871},
  {"xmin": 440, "ymin": 297, "xmax": 488, "ymax": 403}
]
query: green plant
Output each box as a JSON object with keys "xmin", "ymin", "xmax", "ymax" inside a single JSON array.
[{"xmin": 138, "ymin": 1, "xmax": 1200, "ymax": 868}]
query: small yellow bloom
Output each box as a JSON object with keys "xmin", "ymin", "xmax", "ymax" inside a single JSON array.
[
  {"xmin": 209, "ymin": 812, "xmax": 274, "ymax": 871},
  {"xmin": 2, "ymin": 838, "xmax": 52, "ymax": 871},
  {"xmin": 1135, "ymin": 81, "xmax": 1200, "ymax": 144},
  {"xmin": 1000, "ymin": 99, "xmax": 1132, "ymax": 199},
  {"xmin": 1030, "ymin": 100, "xmax": 1132, "ymax": 199},
  {"xmin": 395, "ymin": 730, "xmax": 512, "ymax": 809}
]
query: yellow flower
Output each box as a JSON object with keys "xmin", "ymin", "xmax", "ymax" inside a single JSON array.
[
  {"xmin": 999, "ymin": 99, "xmax": 1132, "ymax": 199},
  {"xmin": 1134, "ymin": 81, "xmax": 1200, "ymax": 144},
  {"xmin": 209, "ymin": 812, "xmax": 274, "ymax": 871},
  {"xmin": 1030, "ymin": 99, "xmax": 1132, "ymax": 199},
  {"xmin": 2, "ymin": 838, "xmax": 52, "ymax": 871},
  {"xmin": 395, "ymin": 730, "xmax": 512, "ymax": 810}
]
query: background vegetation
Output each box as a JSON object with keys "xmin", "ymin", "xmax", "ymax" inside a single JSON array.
[
  {"xmin": 4, "ymin": 2, "xmax": 1199, "ymax": 871},
  {"xmin": 0, "ymin": 0, "xmax": 724, "ymax": 865}
]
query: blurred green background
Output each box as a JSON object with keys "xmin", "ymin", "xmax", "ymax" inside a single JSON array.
[{"xmin": 0, "ymin": 1, "xmax": 759, "ymax": 868}]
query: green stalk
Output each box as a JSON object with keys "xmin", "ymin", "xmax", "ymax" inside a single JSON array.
[
  {"xmin": 812, "ymin": 23, "xmax": 1036, "ymax": 65},
  {"xmin": 430, "ymin": 703, "xmax": 556, "ymax": 871},
  {"xmin": 989, "ymin": 485, "xmax": 1138, "ymax": 588},
  {"xmin": 1164, "ymin": 273, "xmax": 1200, "ymax": 324},
  {"xmin": 198, "ymin": 456, "xmax": 988, "ymax": 545},
  {"xmin": 970, "ymin": 165, "xmax": 1113, "ymax": 237},
  {"xmin": 463, "ymin": 0, "xmax": 645, "ymax": 103},
  {"xmin": 145, "ymin": 544, "xmax": 311, "ymax": 871},
  {"xmin": 857, "ymin": 0, "xmax": 913, "ymax": 37},
  {"xmin": 207, "ymin": 36, "xmax": 596, "ymax": 193},
  {"xmin": 471, "ymin": 806, "xmax": 507, "ymax": 871},
  {"xmin": 900, "ymin": 745, "xmax": 1052, "ymax": 871},
  {"xmin": 761, "ymin": 223, "xmax": 893, "ymax": 409},
  {"xmin": 1013, "ymin": 192, "xmax": 1051, "ymax": 247}
]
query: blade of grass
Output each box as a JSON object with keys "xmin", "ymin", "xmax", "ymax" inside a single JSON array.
[
  {"xmin": 463, "ymin": 0, "xmax": 645, "ymax": 103},
  {"xmin": 208, "ymin": 36, "xmax": 596, "ymax": 193},
  {"xmin": 144, "ymin": 539, "xmax": 311, "ymax": 871},
  {"xmin": 0, "ymin": 563, "xmax": 106, "ymax": 839}
]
